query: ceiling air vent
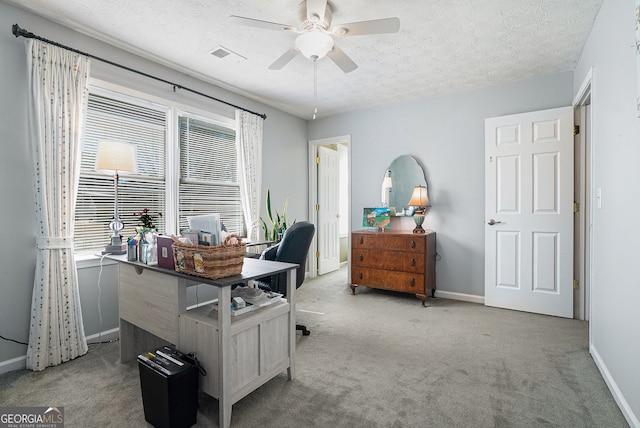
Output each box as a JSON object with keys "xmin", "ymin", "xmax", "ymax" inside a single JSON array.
[{"xmin": 208, "ymin": 46, "xmax": 246, "ymax": 63}]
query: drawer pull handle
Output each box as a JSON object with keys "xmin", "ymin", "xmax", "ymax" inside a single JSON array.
[
  {"xmin": 359, "ymin": 272, "xmax": 363, "ymax": 279},
  {"xmin": 359, "ymin": 237, "xmax": 363, "ymax": 245},
  {"xmin": 411, "ymin": 241, "xmax": 416, "ymax": 248},
  {"xmin": 359, "ymin": 254, "xmax": 363, "ymax": 262},
  {"xmin": 410, "ymin": 278, "xmax": 415, "ymax": 287},
  {"xmin": 410, "ymin": 259, "xmax": 415, "ymax": 266}
]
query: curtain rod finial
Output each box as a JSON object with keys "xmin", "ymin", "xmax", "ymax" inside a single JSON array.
[{"xmin": 12, "ymin": 24, "xmax": 33, "ymax": 39}]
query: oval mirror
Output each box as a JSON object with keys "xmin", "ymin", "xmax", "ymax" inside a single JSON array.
[{"xmin": 382, "ymin": 155, "xmax": 427, "ymax": 215}]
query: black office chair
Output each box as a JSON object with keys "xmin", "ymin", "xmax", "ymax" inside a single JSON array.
[{"xmin": 254, "ymin": 221, "xmax": 316, "ymax": 336}]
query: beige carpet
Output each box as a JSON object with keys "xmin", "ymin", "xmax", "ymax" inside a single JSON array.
[{"xmin": 0, "ymin": 266, "xmax": 628, "ymax": 427}]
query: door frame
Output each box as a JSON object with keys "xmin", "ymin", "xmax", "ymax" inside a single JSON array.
[
  {"xmin": 572, "ymin": 68, "xmax": 594, "ymax": 323},
  {"xmin": 308, "ymin": 135, "xmax": 351, "ymax": 279}
]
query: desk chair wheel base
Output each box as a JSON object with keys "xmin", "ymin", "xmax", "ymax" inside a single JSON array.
[{"xmin": 297, "ymin": 325, "xmax": 310, "ymax": 336}]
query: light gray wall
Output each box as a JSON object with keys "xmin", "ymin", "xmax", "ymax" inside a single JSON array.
[
  {"xmin": 0, "ymin": 2, "xmax": 36, "ymax": 364},
  {"xmin": 308, "ymin": 72, "xmax": 574, "ymax": 298},
  {"xmin": 573, "ymin": 0, "xmax": 640, "ymax": 424},
  {"xmin": 0, "ymin": 1, "xmax": 308, "ymax": 365}
]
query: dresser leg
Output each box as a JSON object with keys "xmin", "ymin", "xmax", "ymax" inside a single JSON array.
[
  {"xmin": 416, "ymin": 294, "xmax": 427, "ymax": 307},
  {"xmin": 350, "ymin": 284, "xmax": 358, "ymax": 295}
]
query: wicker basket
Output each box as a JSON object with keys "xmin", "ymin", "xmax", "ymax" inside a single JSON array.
[{"xmin": 172, "ymin": 236, "xmax": 246, "ymax": 280}]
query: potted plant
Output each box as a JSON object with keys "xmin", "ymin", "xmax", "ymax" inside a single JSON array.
[
  {"xmin": 132, "ymin": 208, "xmax": 162, "ymax": 264},
  {"xmin": 260, "ymin": 189, "xmax": 294, "ymax": 242}
]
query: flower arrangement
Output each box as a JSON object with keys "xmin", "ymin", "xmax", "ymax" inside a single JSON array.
[{"xmin": 133, "ymin": 208, "xmax": 162, "ymax": 231}]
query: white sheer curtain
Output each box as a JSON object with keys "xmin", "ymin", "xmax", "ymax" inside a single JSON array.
[
  {"xmin": 25, "ymin": 39, "xmax": 90, "ymax": 371},
  {"xmin": 235, "ymin": 110, "xmax": 263, "ymax": 241}
]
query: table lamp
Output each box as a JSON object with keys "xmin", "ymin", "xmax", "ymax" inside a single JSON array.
[
  {"xmin": 407, "ymin": 185, "xmax": 430, "ymax": 234},
  {"xmin": 96, "ymin": 140, "xmax": 137, "ymax": 254}
]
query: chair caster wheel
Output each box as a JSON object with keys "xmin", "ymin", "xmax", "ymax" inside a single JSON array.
[{"xmin": 302, "ymin": 329, "xmax": 310, "ymax": 336}]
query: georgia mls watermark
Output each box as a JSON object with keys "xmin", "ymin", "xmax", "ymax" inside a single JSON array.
[{"xmin": 0, "ymin": 407, "xmax": 64, "ymax": 428}]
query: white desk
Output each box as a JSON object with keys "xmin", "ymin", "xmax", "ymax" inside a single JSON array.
[{"xmin": 111, "ymin": 256, "xmax": 298, "ymax": 428}]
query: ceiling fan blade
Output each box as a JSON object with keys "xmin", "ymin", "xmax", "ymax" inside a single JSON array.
[
  {"xmin": 269, "ymin": 48, "xmax": 300, "ymax": 70},
  {"xmin": 332, "ymin": 17, "xmax": 400, "ymax": 37},
  {"xmin": 326, "ymin": 45, "xmax": 357, "ymax": 73},
  {"xmin": 306, "ymin": 0, "xmax": 328, "ymax": 24},
  {"xmin": 229, "ymin": 15, "xmax": 294, "ymax": 32}
]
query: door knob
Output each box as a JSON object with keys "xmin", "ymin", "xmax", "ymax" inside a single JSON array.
[{"xmin": 487, "ymin": 219, "xmax": 503, "ymax": 225}]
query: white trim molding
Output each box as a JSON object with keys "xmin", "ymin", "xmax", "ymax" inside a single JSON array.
[
  {"xmin": 435, "ymin": 291, "xmax": 485, "ymax": 305},
  {"xmin": 85, "ymin": 328, "xmax": 120, "ymax": 344},
  {"xmin": 591, "ymin": 344, "xmax": 640, "ymax": 428},
  {"xmin": 0, "ymin": 355, "xmax": 27, "ymax": 375}
]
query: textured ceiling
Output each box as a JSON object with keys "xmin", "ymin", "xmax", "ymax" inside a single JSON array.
[{"xmin": 5, "ymin": 0, "xmax": 602, "ymax": 119}]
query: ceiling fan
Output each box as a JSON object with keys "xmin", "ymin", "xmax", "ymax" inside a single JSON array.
[{"xmin": 230, "ymin": 0, "xmax": 400, "ymax": 73}]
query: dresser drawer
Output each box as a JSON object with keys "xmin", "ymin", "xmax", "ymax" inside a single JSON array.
[
  {"xmin": 352, "ymin": 233, "xmax": 424, "ymax": 253},
  {"xmin": 351, "ymin": 267, "xmax": 425, "ymax": 294},
  {"xmin": 352, "ymin": 249, "xmax": 424, "ymax": 273}
]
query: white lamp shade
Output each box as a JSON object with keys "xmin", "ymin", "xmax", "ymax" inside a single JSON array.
[
  {"xmin": 295, "ymin": 30, "xmax": 334, "ymax": 59},
  {"xmin": 95, "ymin": 141, "xmax": 137, "ymax": 173},
  {"xmin": 407, "ymin": 185, "xmax": 430, "ymax": 208}
]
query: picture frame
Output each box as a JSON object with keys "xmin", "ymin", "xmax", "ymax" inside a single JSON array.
[{"xmin": 362, "ymin": 207, "xmax": 391, "ymax": 229}]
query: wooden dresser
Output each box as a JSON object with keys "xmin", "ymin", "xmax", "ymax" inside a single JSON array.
[{"xmin": 350, "ymin": 230, "xmax": 436, "ymax": 306}]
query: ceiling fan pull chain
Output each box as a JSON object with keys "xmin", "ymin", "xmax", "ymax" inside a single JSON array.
[{"xmin": 313, "ymin": 59, "xmax": 318, "ymax": 120}]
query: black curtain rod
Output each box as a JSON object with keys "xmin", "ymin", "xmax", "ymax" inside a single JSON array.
[{"xmin": 12, "ymin": 24, "xmax": 267, "ymax": 120}]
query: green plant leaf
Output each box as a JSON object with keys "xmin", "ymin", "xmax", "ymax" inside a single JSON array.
[
  {"xmin": 260, "ymin": 218, "xmax": 269, "ymax": 241},
  {"xmin": 266, "ymin": 189, "xmax": 274, "ymax": 224},
  {"xmin": 282, "ymin": 197, "xmax": 289, "ymax": 227}
]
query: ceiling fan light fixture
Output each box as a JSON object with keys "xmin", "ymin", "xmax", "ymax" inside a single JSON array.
[{"xmin": 295, "ymin": 30, "xmax": 334, "ymax": 60}]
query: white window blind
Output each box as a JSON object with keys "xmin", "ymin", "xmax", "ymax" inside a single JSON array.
[
  {"xmin": 75, "ymin": 93, "xmax": 166, "ymax": 251},
  {"xmin": 178, "ymin": 116, "xmax": 244, "ymax": 235}
]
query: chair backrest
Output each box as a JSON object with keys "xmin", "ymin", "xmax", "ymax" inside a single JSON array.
[{"xmin": 263, "ymin": 221, "xmax": 315, "ymax": 294}]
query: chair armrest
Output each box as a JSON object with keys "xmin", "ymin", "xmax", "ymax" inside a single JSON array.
[{"xmin": 260, "ymin": 244, "xmax": 279, "ymax": 261}]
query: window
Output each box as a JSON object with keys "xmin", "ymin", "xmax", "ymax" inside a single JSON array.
[
  {"xmin": 178, "ymin": 115, "xmax": 244, "ymax": 234},
  {"xmin": 74, "ymin": 88, "xmax": 243, "ymax": 253}
]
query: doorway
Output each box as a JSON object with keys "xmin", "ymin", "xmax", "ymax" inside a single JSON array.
[
  {"xmin": 573, "ymin": 69, "xmax": 593, "ymax": 322},
  {"xmin": 308, "ymin": 135, "xmax": 351, "ymax": 279}
]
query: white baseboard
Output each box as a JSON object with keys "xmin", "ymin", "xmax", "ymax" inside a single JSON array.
[
  {"xmin": 0, "ymin": 355, "xmax": 27, "ymax": 375},
  {"xmin": 435, "ymin": 290, "xmax": 485, "ymax": 305},
  {"xmin": 1, "ymin": 327, "xmax": 121, "ymax": 375},
  {"xmin": 590, "ymin": 344, "xmax": 640, "ymax": 428},
  {"xmin": 85, "ymin": 327, "xmax": 120, "ymax": 344}
]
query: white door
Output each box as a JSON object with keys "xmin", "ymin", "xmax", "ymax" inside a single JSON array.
[
  {"xmin": 485, "ymin": 106, "xmax": 574, "ymax": 318},
  {"xmin": 317, "ymin": 145, "xmax": 340, "ymax": 275}
]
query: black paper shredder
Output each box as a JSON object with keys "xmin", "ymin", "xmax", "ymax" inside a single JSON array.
[{"xmin": 137, "ymin": 345, "xmax": 198, "ymax": 428}]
